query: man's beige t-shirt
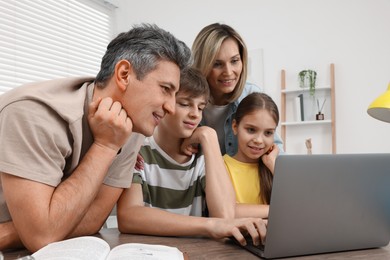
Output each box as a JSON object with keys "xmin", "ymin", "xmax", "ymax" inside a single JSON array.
[{"xmin": 0, "ymin": 77, "xmax": 144, "ymax": 222}]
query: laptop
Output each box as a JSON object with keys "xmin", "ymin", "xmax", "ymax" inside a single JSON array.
[{"xmin": 231, "ymin": 153, "xmax": 390, "ymax": 259}]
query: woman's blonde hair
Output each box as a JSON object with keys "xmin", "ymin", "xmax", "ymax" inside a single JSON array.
[{"xmin": 192, "ymin": 23, "xmax": 248, "ymax": 104}]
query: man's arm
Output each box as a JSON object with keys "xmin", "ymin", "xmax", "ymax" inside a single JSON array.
[
  {"xmin": 66, "ymin": 184, "xmax": 123, "ymax": 237},
  {"xmin": 0, "ymin": 221, "xmax": 23, "ymax": 251},
  {"xmin": 2, "ymin": 97, "xmax": 133, "ymax": 252},
  {"xmin": 117, "ymin": 184, "xmax": 266, "ymax": 246},
  {"xmin": 1, "ymin": 144, "xmax": 118, "ymax": 252},
  {"xmin": 0, "ymin": 185, "xmax": 122, "ymax": 251}
]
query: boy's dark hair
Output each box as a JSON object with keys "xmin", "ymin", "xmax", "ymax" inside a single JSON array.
[{"xmin": 178, "ymin": 67, "xmax": 210, "ymax": 101}]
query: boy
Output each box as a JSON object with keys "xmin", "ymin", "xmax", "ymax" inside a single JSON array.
[{"xmin": 117, "ymin": 68, "xmax": 266, "ymax": 246}]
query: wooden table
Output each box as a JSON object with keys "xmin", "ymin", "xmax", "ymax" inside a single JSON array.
[{"xmin": 3, "ymin": 228, "xmax": 390, "ymax": 259}]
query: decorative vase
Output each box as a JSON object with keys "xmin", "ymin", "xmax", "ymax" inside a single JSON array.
[{"xmin": 298, "ymin": 70, "xmax": 317, "ymax": 96}]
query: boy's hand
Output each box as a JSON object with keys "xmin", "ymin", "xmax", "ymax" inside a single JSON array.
[{"xmin": 208, "ymin": 217, "xmax": 267, "ymax": 246}]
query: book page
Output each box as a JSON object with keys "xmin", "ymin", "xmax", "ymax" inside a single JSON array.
[
  {"xmin": 107, "ymin": 243, "xmax": 184, "ymax": 260},
  {"xmin": 32, "ymin": 236, "xmax": 110, "ymax": 260}
]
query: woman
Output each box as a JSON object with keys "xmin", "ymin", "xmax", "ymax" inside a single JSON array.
[{"xmin": 192, "ymin": 23, "xmax": 284, "ymax": 156}]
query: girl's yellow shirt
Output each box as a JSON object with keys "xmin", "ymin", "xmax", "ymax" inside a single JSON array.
[{"xmin": 223, "ymin": 154, "xmax": 263, "ymax": 204}]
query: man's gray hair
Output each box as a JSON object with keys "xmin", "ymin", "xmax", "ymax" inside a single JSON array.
[{"xmin": 95, "ymin": 23, "xmax": 191, "ymax": 87}]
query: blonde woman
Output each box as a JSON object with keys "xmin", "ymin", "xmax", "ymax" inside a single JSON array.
[{"xmin": 192, "ymin": 23, "xmax": 284, "ymax": 156}]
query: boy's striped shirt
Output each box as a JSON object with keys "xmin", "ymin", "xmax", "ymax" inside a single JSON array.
[{"xmin": 132, "ymin": 136, "xmax": 206, "ymax": 216}]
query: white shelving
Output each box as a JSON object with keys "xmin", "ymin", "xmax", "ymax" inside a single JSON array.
[
  {"xmin": 281, "ymin": 86, "xmax": 331, "ymax": 94},
  {"xmin": 281, "ymin": 119, "xmax": 331, "ymax": 126},
  {"xmin": 280, "ymin": 64, "xmax": 336, "ymax": 154}
]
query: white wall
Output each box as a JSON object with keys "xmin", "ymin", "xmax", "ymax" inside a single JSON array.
[{"xmin": 111, "ymin": 0, "xmax": 390, "ymax": 154}]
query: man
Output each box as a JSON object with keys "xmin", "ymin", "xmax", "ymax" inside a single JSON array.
[{"xmin": 0, "ymin": 23, "xmax": 191, "ymax": 252}]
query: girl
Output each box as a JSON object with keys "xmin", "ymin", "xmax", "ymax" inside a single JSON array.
[{"xmin": 223, "ymin": 92, "xmax": 280, "ymax": 218}]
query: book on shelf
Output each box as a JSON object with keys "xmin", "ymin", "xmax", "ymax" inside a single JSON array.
[
  {"xmin": 295, "ymin": 94, "xmax": 304, "ymax": 121},
  {"xmin": 31, "ymin": 236, "xmax": 185, "ymax": 260}
]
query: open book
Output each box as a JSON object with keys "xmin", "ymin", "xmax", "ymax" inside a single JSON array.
[{"xmin": 32, "ymin": 236, "xmax": 184, "ymax": 260}]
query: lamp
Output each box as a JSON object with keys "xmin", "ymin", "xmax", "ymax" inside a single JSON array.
[{"xmin": 367, "ymin": 83, "xmax": 390, "ymax": 123}]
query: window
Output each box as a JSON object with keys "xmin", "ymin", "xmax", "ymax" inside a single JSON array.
[{"xmin": 0, "ymin": 0, "xmax": 115, "ymax": 94}]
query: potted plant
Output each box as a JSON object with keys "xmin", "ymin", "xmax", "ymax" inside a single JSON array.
[{"xmin": 298, "ymin": 70, "xmax": 317, "ymax": 96}]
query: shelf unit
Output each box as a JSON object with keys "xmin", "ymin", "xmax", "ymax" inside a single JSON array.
[{"xmin": 280, "ymin": 63, "xmax": 336, "ymax": 154}]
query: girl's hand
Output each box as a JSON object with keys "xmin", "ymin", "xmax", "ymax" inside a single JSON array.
[
  {"xmin": 180, "ymin": 127, "xmax": 213, "ymax": 156},
  {"xmin": 181, "ymin": 142, "xmax": 199, "ymax": 156},
  {"xmin": 262, "ymin": 144, "xmax": 279, "ymax": 174}
]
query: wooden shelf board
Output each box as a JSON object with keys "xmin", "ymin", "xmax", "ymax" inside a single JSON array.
[
  {"xmin": 281, "ymin": 120, "xmax": 332, "ymax": 126},
  {"xmin": 281, "ymin": 86, "xmax": 331, "ymax": 94}
]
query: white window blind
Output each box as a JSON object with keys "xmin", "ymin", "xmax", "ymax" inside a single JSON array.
[{"xmin": 0, "ymin": 0, "xmax": 115, "ymax": 94}]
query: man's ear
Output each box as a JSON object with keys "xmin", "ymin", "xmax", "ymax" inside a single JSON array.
[
  {"xmin": 232, "ymin": 119, "xmax": 238, "ymax": 135},
  {"xmin": 114, "ymin": 60, "xmax": 132, "ymax": 92}
]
